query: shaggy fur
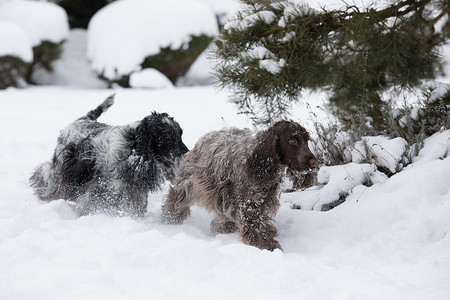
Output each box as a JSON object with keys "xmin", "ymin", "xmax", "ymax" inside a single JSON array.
[
  {"xmin": 162, "ymin": 121, "xmax": 317, "ymax": 251},
  {"xmin": 30, "ymin": 94, "xmax": 188, "ymax": 217}
]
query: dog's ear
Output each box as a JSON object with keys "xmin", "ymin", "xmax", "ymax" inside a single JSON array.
[
  {"xmin": 133, "ymin": 115, "xmax": 158, "ymax": 161},
  {"xmin": 246, "ymin": 123, "xmax": 285, "ymax": 182}
]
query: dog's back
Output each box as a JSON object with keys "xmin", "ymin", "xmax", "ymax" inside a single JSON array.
[
  {"xmin": 162, "ymin": 127, "xmax": 256, "ymax": 223},
  {"xmin": 184, "ymin": 127, "xmax": 254, "ymax": 178},
  {"xmin": 30, "ymin": 95, "xmax": 116, "ymax": 201}
]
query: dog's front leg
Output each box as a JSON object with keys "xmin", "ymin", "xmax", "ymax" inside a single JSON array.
[{"xmin": 237, "ymin": 201, "xmax": 281, "ymax": 251}]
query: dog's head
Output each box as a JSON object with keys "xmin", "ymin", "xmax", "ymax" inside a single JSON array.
[
  {"xmin": 271, "ymin": 121, "xmax": 317, "ymax": 172},
  {"xmin": 133, "ymin": 112, "xmax": 189, "ymax": 179},
  {"xmin": 247, "ymin": 120, "xmax": 317, "ymax": 182}
]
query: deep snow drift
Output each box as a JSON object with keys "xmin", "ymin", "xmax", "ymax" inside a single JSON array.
[{"xmin": 0, "ymin": 87, "xmax": 449, "ymax": 300}]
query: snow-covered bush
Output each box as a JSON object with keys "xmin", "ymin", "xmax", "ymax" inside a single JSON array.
[
  {"xmin": 288, "ymin": 162, "xmax": 388, "ymax": 211},
  {"xmin": 0, "ymin": 20, "xmax": 32, "ymax": 89},
  {"xmin": 312, "ymin": 123, "xmax": 410, "ymax": 176},
  {"xmin": 286, "ymin": 129, "xmax": 450, "ymax": 211},
  {"xmin": 87, "ymin": 0, "xmax": 219, "ymax": 87},
  {"xmin": 0, "ymin": 0, "xmax": 69, "ymax": 85},
  {"xmin": 387, "ymin": 83, "xmax": 450, "ymax": 144},
  {"xmin": 296, "ymin": 84, "xmax": 449, "ymax": 210},
  {"xmin": 31, "ymin": 29, "xmax": 107, "ymax": 88},
  {"xmin": 312, "ymin": 81, "xmax": 449, "ymax": 167}
]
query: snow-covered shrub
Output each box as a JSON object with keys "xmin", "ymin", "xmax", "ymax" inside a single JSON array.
[
  {"xmin": 139, "ymin": 35, "xmax": 214, "ymax": 84},
  {"xmin": 285, "ymin": 129, "xmax": 449, "ymax": 211},
  {"xmin": 351, "ymin": 136, "xmax": 409, "ymax": 175},
  {"xmin": 286, "ymin": 163, "xmax": 388, "ymax": 211},
  {"xmin": 312, "ymin": 122, "xmax": 409, "ymax": 177},
  {"xmin": 87, "ymin": 0, "xmax": 219, "ymax": 87},
  {"xmin": 0, "ymin": 55, "xmax": 29, "ymax": 89},
  {"xmin": 0, "ymin": 20, "xmax": 32, "ymax": 89},
  {"xmin": 388, "ymin": 83, "xmax": 450, "ymax": 142},
  {"xmin": 296, "ymin": 84, "xmax": 449, "ymax": 210},
  {"xmin": 0, "ymin": 0, "xmax": 69, "ymax": 84},
  {"xmin": 31, "ymin": 29, "xmax": 107, "ymax": 88},
  {"xmin": 311, "ymin": 81, "xmax": 449, "ymax": 171}
]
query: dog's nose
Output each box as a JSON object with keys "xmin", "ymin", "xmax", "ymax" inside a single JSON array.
[{"xmin": 181, "ymin": 142, "xmax": 189, "ymax": 154}]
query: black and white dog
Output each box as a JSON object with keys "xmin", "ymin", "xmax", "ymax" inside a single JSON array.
[{"xmin": 30, "ymin": 94, "xmax": 188, "ymax": 217}]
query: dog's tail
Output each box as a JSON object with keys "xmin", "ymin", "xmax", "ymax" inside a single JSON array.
[{"xmin": 85, "ymin": 94, "xmax": 115, "ymax": 121}]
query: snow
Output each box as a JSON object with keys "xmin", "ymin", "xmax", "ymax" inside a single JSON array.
[
  {"xmin": 196, "ymin": 0, "xmax": 242, "ymax": 26},
  {"xmin": 413, "ymin": 130, "xmax": 450, "ymax": 165},
  {"xmin": 242, "ymin": 46, "xmax": 277, "ymax": 61},
  {"xmin": 352, "ymin": 136, "xmax": 408, "ymax": 174},
  {"xmin": 0, "ymin": 0, "xmax": 69, "ymax": 47},
  {"xmin": 0, "ymin": 20, "xmax": 33, "ymax": 62},
  {"xmin": 32, "ymin": 29, "xmax": 106, "ymax": 88},
  {"xmin": 176, "ymin": 47, "xmax": 215, "ymax": 86},
  {"xmin": 0, "ymin": 0, "xmax": 449, "ymax": 299},
  {"xmin": 129, "ymin": 68, "xmax": 174, "ymax": 89},
  {"xmin": 87, "ymin": 0, "xmax": 219, "ymax": 81},
  {"xmin": 279, "ymin": 31, "xmax": 296, "ymax": 43},
  {"xmin": 224, "ymin": 10, "xmax": 277, "ymax": 31},
  {"xmin": 0, "ymin": 87, "xmax": 449, "ymax": 299},
  {"xmin": 239, "ymin": 45, "xmax": 287, "ymax": 74},
  {"xmin": 259, "ymin": 58, "xmax": 286, "ymax": 74}
]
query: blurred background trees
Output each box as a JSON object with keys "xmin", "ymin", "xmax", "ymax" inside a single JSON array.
[{"xmin": 0, "ymin": 0, "xmax": 230, "ymax": 89}]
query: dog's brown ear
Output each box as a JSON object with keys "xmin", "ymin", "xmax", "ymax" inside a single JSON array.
[{"xmin": 246, "ymin": 125, "xmax": 282, "ymax": 182}]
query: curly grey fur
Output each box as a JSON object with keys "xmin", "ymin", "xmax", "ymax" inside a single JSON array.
[
  {"xmin": 30, "ymin": 94, "xmax": 188, "ymax": 217},
  {"xmin": 162, "ymin": 121, "xmax": 317, "ymax": 251}
]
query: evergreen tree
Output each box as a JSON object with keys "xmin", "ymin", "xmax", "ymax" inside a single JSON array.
[{"xmin": 213, "ymin": 0, "xmax": 450, "ymax": 126}]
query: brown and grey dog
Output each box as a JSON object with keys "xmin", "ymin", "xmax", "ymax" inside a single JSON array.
[{"xmin": 162, "ymin": 121, "xmax": 317, "ymax": 251}]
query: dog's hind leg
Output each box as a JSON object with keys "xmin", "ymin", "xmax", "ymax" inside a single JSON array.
[{"xmin": 83, "ymin": 94, "xmax": 115, "ymax": 121}]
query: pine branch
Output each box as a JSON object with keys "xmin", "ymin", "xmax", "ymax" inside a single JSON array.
[{"xmin": 212, "ymin": 0, "xmax": 448, "ymax": 126}]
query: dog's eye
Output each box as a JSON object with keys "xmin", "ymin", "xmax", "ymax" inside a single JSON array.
[{"xmin": 288, "ymin": 139, "xmax": 298, "ymax": 146}]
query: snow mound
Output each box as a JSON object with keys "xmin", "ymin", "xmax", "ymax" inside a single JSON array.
[
  {"xmin": 129, "ymin": 68, "xmax": 174, "ymax": 89},
  {"xmin": 32, "ymin": 29, "xmax": 106, "ymax": 88},
  {"xmin": 0, "ymin": 20, "xmax": 33, "ymax": 62},
  {"xmin": 0, "ymin": 0, "xmax": 69, "ymax": 47},
  {"xmin": 287, "ymin": 162, "xmax": 388, "ymax": 210},
  {"xmin": 413, "ymin": 130, "xmax": 450, "ymax": 165},
  {"xmin": 352, "ymin": 136, "xmax": 408, "ymax": 173},
  {"xmin": 87, "ymin": 0, "xmax": 219, "ymax": 80}
]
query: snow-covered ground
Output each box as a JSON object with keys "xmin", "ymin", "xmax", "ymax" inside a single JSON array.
[
  {"xmin": 1, "ymin": 86, "xmax": 449, "ymax": 300},
  {"xmin": 1, "ymin": 0, "xmax": 449, "ymax": 299}
]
